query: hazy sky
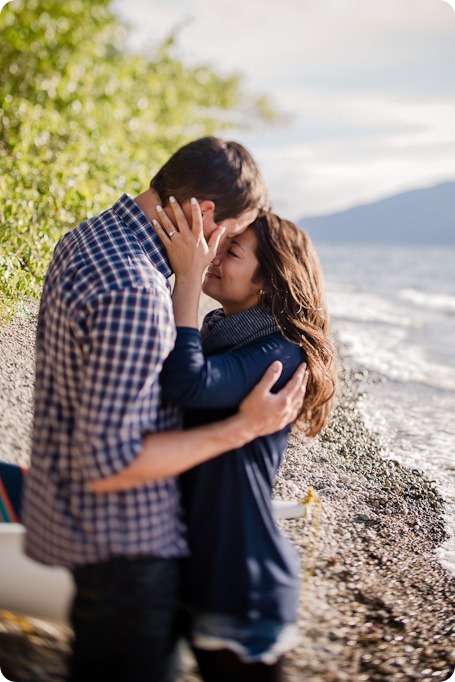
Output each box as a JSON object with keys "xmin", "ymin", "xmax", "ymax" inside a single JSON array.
[{"xmin": 114, "ymin": 0, "xmax": 455, "ymax": 218}]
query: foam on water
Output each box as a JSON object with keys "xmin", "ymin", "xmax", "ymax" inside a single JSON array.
[
  {"xmin": 399, "ymin": 289, "xmax": 455, "ymax": 315},
  {"xmin": 329, "ymin": 289, "xmax": 417, "ymax": 327},
  {"xmin": 357, "ymin": 380, "xmax": 455, "ymax": 576},
  {"xmin": 318, "ymin": 244, "xmax": 455, "ymax": 577},
  {"xmin": 333, "ymin": 320, "xmax": 455, "ymax": 391}
]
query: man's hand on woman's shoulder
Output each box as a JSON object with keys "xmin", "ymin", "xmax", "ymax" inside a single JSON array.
[{"xmin": 238, "ymin": 361, "xmax": 309, "ymax": 437}]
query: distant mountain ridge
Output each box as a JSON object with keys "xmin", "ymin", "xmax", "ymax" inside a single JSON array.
[{"xmin": 298, "ymin": 182, "xmax": 455, "ymax": 244}]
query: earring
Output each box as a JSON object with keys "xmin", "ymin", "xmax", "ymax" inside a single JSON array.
[{"xmin": 260, "ymin": 289, "xmax": 265, "ymax": 295}]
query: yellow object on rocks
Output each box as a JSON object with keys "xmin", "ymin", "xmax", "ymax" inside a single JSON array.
[{"xmin": 301, "ymin": 486, "xmax": 323, "ymax": 585}]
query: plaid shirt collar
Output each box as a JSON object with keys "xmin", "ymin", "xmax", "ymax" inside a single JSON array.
[{"xmin": 113, "ymin": 193, "xmax": 172, "ymax": 280}]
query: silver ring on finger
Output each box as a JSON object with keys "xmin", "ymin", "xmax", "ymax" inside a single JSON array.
[{"xmin": 168, "ymin": 229, "xmax": 178, "ymax": 238}]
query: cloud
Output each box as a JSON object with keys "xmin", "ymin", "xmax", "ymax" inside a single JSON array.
[
  {"xmin": 238, "ymin": 91, "xmax": 455, "ymax": 217},
  {"xmin": 253, "ymin": 136, "xmax": 455, "ymax": 219},
  {"xmin": 112, "ymin": 0, "xmax": 455, "ymax": 214},
  {"xmin": 116, "ymin": 0, "xmax": 454, "ymax": 87}
]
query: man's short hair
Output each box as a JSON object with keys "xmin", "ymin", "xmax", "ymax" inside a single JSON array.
[{"xmin": 150, "ymin": 136, "xmax": 270, "ymax": 222}]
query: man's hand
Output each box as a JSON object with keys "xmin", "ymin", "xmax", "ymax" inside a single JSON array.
[
  {"xmin": 239, "ymin": 361, "xmax": 309, "ymax": 437},
  {"xmin": 89, "ymin": 361, "xmax": 309, "ymax": 493}
]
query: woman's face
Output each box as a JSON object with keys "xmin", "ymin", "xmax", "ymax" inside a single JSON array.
[{"xmin": 202, "ymin": 226, "xmax": 262, "ymax": 316}]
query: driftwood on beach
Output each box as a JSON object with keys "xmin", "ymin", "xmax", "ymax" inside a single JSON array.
[{"xmin": 0, "ymin": 304, "xmax": 453, "ymax": 682}]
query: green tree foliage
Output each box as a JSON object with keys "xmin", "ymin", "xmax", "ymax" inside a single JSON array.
[{"xmin": 0, "ymin": 0, "xmax": 273, "ymax": 318}]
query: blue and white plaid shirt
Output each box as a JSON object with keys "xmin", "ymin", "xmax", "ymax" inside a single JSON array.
[{"xmin": 23, "ymin": 194, "xmax": 188, "ymax": 567}]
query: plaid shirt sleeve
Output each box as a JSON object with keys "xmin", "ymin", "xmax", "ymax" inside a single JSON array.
[{"xmin": 71, "ymin": 286, "xmax": 176, "ymax": 481}]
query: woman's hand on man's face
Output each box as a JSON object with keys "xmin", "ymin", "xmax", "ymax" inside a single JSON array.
[{"xmin": 153, "ymin": 197, "xmax": 225, "ymax": 279}]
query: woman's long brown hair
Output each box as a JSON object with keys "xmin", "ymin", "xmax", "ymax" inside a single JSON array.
[{"xmin": 252, "ymin": 214, "xmax": 337, "ymax": 437}]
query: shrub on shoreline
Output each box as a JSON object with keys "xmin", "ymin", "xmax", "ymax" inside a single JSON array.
[{"xmin": 0, "ymin": 0, "xmax": 274, "ymax": 320}]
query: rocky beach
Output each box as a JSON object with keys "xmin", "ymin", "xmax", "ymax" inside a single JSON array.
[{"xmin": 0, "ymin": 302, "xmax": 453, "ymax": 682}]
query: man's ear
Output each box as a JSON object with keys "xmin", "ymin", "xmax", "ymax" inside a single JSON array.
[
  {"xmin": 199, "ymin": 200, "xmax": 218, "ymax": 239},
  {"xmin": 198, "ymin": 199, "xmax": 215, "ymax": 217}
]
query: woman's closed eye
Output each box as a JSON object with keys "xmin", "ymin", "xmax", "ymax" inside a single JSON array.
[{"xmin": 228, "ymin": 249, "xmax": 239, "ymax": 257}]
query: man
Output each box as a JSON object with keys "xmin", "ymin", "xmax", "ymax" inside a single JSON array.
[{"xmin": 22, "ymin": 136, "xmax": 307, "ymax": 681}]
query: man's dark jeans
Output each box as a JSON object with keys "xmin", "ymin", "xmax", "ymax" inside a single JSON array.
[{"xmin": 69, "ymin": 556, "xmax": 182, "ymax": 682}]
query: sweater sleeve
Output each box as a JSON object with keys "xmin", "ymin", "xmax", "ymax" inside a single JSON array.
[{"xmin": 160, "ymin": 326, "xmax": 303, "ymax": 410}]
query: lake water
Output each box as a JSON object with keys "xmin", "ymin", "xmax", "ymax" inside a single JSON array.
[{"xmin": 317, "ymin": 243, "xmax": 455, "ymax": 577}]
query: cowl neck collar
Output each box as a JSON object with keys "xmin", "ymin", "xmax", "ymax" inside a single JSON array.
[{"xmin": 201, "ymin": 306, "xmax": 279, "ymax": 355}]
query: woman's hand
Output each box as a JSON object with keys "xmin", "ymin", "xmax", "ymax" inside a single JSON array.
[
  {"xmin": 153, "ymin": 197, "xmax": 225, "ymax": 279},
  {"xmin": 153, "ymin": 197, "xmax": 225, "ymax": 327}
]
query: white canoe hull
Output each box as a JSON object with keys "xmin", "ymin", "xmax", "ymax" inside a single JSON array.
[
  {"xmin": 0, "ymin": 525, "xmax": 73, "ymax": 624},
  {"xmin": 272, "ymin": 499, "xmax": 306, "ymax": 519},
  {"xmin": 0, "ymin": 501, "xmax": 304, "ymax": 624}
]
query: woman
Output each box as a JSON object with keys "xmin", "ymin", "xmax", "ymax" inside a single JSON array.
[
  {"xmin": 92, "ymin": 199, "xmax": 336, "ymax": 681},
  {"xmin": 154, "ymin": 200, "xmax": 336, "ymax": 681}
]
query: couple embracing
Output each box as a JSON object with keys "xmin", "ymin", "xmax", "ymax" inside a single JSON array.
[{"xmin": 23, "ymin": 137, "xmax": 336, "ymax": 681}]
